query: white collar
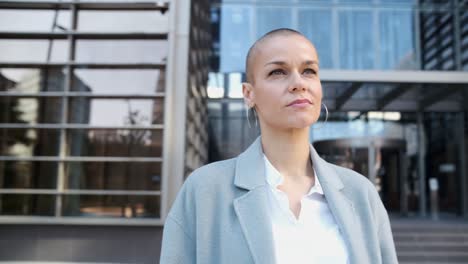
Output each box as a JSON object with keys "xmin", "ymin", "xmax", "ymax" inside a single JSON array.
[{"xmin": 263, "ymin": 155, "xmax": 324, "ymax": 196}]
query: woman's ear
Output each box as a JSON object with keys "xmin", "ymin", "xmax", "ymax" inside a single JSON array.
[{"xmin": 242, "ymin": 82, "xmax": 255, "ymax": 107}]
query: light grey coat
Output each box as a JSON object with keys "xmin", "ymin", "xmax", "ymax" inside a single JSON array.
[{"xmin": 160, "ymin": 137, "xmax": 398, "ymax": 264}]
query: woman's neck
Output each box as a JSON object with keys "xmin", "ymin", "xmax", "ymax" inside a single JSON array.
[{"xmin": 260, "ymin": 126, "xmax": 313, "ymax": 180}]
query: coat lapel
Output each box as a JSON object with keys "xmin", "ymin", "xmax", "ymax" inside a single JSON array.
[
  {"xmin": 232, "ymin": 137, "xmax": 362, "ymax": 264},
  {"xmin": 310, "ymin": 145, "xmax": 362, "ymax": 264},
  {"xmin": 233, "ymin": 137, "xmax": 276, "ymax": 264}
]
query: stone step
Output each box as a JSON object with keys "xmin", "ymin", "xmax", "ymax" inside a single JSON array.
[
  {"xmin": 398, "ymin": 251, "xmax": 468, "ymax": 262},
  {"xmin": 397, "ymin": 244, "xmax": 468, "ymax": 252},
  {"xmin": 391, "ymin": 219, "xmax": 468, "ymax": 263},
  {"xmin": 394, "ymin": 233, "xmax": 468, "ymax": 243}
]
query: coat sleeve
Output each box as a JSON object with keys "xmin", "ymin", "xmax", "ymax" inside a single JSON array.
[
  {"xmin": 159, "ymin": 215, "xmax": 196, "ymax": 264},
  {"xmin": 374, "ymin": 194, "xmax": 399, "ymax": 264}
]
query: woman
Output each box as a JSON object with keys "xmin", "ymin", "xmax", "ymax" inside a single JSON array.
[{"xmin": 160, "ymin": 28, "xmax": 398, "ymax": 264}]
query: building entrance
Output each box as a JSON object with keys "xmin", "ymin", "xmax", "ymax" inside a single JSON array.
[{"xmin": 314, "ymin": 138, "xmax": 406, "ymax": 214}]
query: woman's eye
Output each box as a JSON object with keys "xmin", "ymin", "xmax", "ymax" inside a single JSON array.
[
  {"xmin": 303, "ymin": 68, "xmax": 317, "ymax": 75},
  {"xmin": 269, "ymin": 69, "xmax": 286, "ymax": 76}
]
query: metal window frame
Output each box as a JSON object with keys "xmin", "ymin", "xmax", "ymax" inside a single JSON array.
[{"xmin": 0, "ymin": 1, "xmax": 172, "ymax": 225}]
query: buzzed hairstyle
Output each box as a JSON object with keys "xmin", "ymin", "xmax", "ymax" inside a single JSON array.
[{"xmin": 244, "ymin": 28, "xmax": 310, "ymax": 84}]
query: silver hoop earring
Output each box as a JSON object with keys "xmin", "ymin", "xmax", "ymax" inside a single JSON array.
[
  {"xmin": 245, "ymin": 106, "xmax": 258, "ymax": 129},
  {"xmin": 312, "ymin": 103, "xmax": 329, "ymax": 130}
]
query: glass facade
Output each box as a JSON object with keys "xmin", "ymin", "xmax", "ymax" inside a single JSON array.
[
  {"xmin": 215, "ymin": 0, "xmax": 466, "ymax": 72},
  {"xmin": 209, "ymin": 0, "xmax": 468, "ymax": 218},
  {"xmin": 0, "ymin": 2, "xmax": 169, "ymax": 220}
]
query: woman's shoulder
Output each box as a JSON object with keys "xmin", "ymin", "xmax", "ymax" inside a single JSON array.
[{"xmin": 182, "ymin": 157, "xmax": 238, "ymax": 192}]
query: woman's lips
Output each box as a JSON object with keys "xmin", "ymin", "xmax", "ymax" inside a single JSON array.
[{"xmin": 287, "ymin": 98, "xmax": 312, "ymax": 107}]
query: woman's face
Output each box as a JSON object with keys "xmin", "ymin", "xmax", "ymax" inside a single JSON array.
[{"xmin": 243, "ymin": 34, "xmax": 323, "ymax": 131}]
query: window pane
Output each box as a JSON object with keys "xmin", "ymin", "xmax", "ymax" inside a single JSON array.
[
  {"xmin": 62, "ymin": 195, "xmax": 160, "ymax": 218},
  {"xmin": 379, "ymin": 10, "xmax": 416, "ymax": 70},
  {"xmin": 220, "ymin": 5, "xmax": 253, "ymax": 72},
  {"xmin": 0, "ymin": 40, "xmax": 68, "ymax": 63},
  {"xmin": 74, "ymin": 69, "xmax": 165, "ymax": 94},
  {"xmin": 78, "ymin": 11, "xmax": 168, "ymax": 33},
  {"xmin": 298, "ymin": 9, "xmax": 333, "ymax": 69},
  {"xmin": 339, "ymin": 10, "xmax": 374, "ymax": 69},
  {"xmin": 0, "ymin": 97, "xmax": 63, "ymax": 124},
  {"xmin": 0, "ymin": 10, "xmax": 71, "ymax": 32},
  {"xmin": 67, "ymin": 129, "xmax": 163, "ymax": 157},
  {"xmin": 420, "ymin": 10, "xmax": 457, "ymax": 71},
  {"xmin": 0, "ymin": 161, "xmax": 58, "ymax": 189},
  {"xmin": 76, "ymin": 40, "xmax": 168, "ymax": 64},
  {"xmin": 0, "ymin": 194, "xmax": 55, "ymax": 216},
  {"xmin": 65, "ymin": 161, "xmax": 161, "ymax": 190},
  {"xmin": 0, "ymin": 128, "xmax": 61, "ymax": 157},
  {"xmin": 68, "ymin": 98, "xmax": 164, "ymax": 126},
  {"xmin": 0, "ymin": 68, "xmax": 66, "ymax": 93},
  {"xmin": 256, "ymin": 7, "xmax": 293, "ymax": 38}
]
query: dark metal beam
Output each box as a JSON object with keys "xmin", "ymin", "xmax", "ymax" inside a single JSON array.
[
  {"xmin": 0, "ymin": 92, "xmax": 165, "ymax": 99},
  {"xmin": 335, "ymin": 82, "xmax": 362, "ymax": 110},
  {"xmin": 419, "ymin": 84, "xmax": 462, "ymax": 110},
  {"xmin": 0, "ymin": 62, "xmax": 165, "ymax": 69},
  {"xmin": 377, "ymin": 83, "xmax": 413, "ymax": 110},
  {"xmin": 0, "ymin": 32, "xmax": 168, "ymax": 40},
  {"xmin": 0, "ymin": 1, "xmax": 169, "ymax": 12}
]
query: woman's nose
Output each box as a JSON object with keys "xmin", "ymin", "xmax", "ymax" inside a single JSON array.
[{"xmin": 288, "ymin": 71, "xmax": 307, "ymax": 93}]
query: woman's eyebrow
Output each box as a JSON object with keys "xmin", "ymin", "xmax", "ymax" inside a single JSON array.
[
  {"xmin": 264, "ymin": 61, "xmax": 287, "ymax": 67},
  {"xmin": 304, "ymin": 60, "xmax": 319, "ymax": 66},
  {"xmin": 264, "ymin": 60, "xmax": 319, "ymax": 67}
]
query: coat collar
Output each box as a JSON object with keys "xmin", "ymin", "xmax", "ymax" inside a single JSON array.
[
  {"xmin": 234, "ymin": 137, "xmax": 266, "ymax": 190},
  {"xmin": 234, "ymin": 136, "xmax": 345, "ymax": 191},
  {"xmin": 233, "ymin": 136, "xmax": 361, "ymax": 264}
]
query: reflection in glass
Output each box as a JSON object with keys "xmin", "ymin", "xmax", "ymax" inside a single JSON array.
[
  {"xmin": 74, "ymin": 69, "xmax": 165, "ymax": 94},
  {"xmin": 0, "ymin": 40, "xmax": 68, "ymax": 63},
  {"xmin": 379, "ymin": 10, "xmax": 415, "ymax": 70},
  {"xmin": 67, "ymin": 129, "xmax": 163, "ymax": 157},
  {"xmin": 298, "ymin": 9, "xmax": 333, "ymax": 68},
  {"xmin": 0, "ymin": 68, "xmax": 67, "ymax": 94},
  {"xmin": 220, "ymin": 5, "xmax": 253, "ymax": 72},
  {"xmin": 339, "ymin": 10, "xmax": 374, "ymax": 69},
  {"xmin": 0, "ymin": 129, "xmax": 60, "ymax": 157},
  {"xmin": 63, "ymin": 195, "xmax": 160, "ymax": 218},
  {"xmin": 68, "ymin": 98, "xmax": 164, "ymax": 126},
  {"xmin": 0, "ymin": 194, "xmax": 55, "ymax": 216},
  {"xmin": 78, "ymin": 11, "xmax": 168, "ymax": 33},
  {"xmin": 65, "ymin": 161, "xmax": 161, "ymax": 191},
  {"xmin": 256, "ymin": 7, "xmax": 292, "ymax": 38},
  {"xmin": 0, "ymin": 161, "xmax": 58, "ymax": 189},
  {"xmin": 76, "ymin": 40, "xmax": 168, "ymax": 63},
  {"xmin": 0, "ymin": 10, "xmax": 71, "ymax": 32},
  {"xmin": 0, "ymin": 96, "xmax": 63, "ymax": 124}
]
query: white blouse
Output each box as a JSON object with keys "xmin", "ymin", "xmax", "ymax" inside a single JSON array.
[{"xmin": 263, "ymin": 155, "xmax": 349, "ymax": 264}]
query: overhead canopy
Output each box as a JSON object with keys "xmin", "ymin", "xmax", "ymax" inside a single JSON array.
[{"xmin": 320, "ymin": 70, "xmax": 468, "ymax": 112}]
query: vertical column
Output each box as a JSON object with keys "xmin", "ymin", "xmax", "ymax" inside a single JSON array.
[
  {"xmin": 55, "ymin": 3, "xmax": 78, "ymax": 217},
  {"xmin": 453, "ymin": 0, "xmax": 462, "ymax": 70},
  {"xmin": 400, "ymin": 148, "xmax": 408, "ymax": 216},
  {"xmin": 368, "ymin": 141, "xmax": 376, "ymax": 186},
  {"xmin": 161, "ymin": 0, "xmax": 191, "ymax": 219},
  {"xmin": 331, "ymin": 0, "xmax": 340, "ymax": 69},
  {"xmin": 413, "ymin": 3, "xmax": 422, "ymax": 70},
  {"xmin": 417, "ymin": 112, "xmax": 427, "ymax": 217},
  {"xmin": 456, "ymin": 112, "xmax": 467, "ymax": 216},
  {"xmin": 222, "ymin": 73, "xmax": 229, "ymax": 143}
]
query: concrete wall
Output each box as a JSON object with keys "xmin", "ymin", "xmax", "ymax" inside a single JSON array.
[{"xmin": 0, "ymin": 225, "xmax": 163, "ymax": 263}]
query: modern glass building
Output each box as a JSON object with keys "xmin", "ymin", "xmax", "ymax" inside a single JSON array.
[
  {"xmin": 0, "ymin": 0, "xmax": 210, "ymax": 262},
  {"xmin": 208, "ymin": 0, "xmax": 468, "ymax": 218}
]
